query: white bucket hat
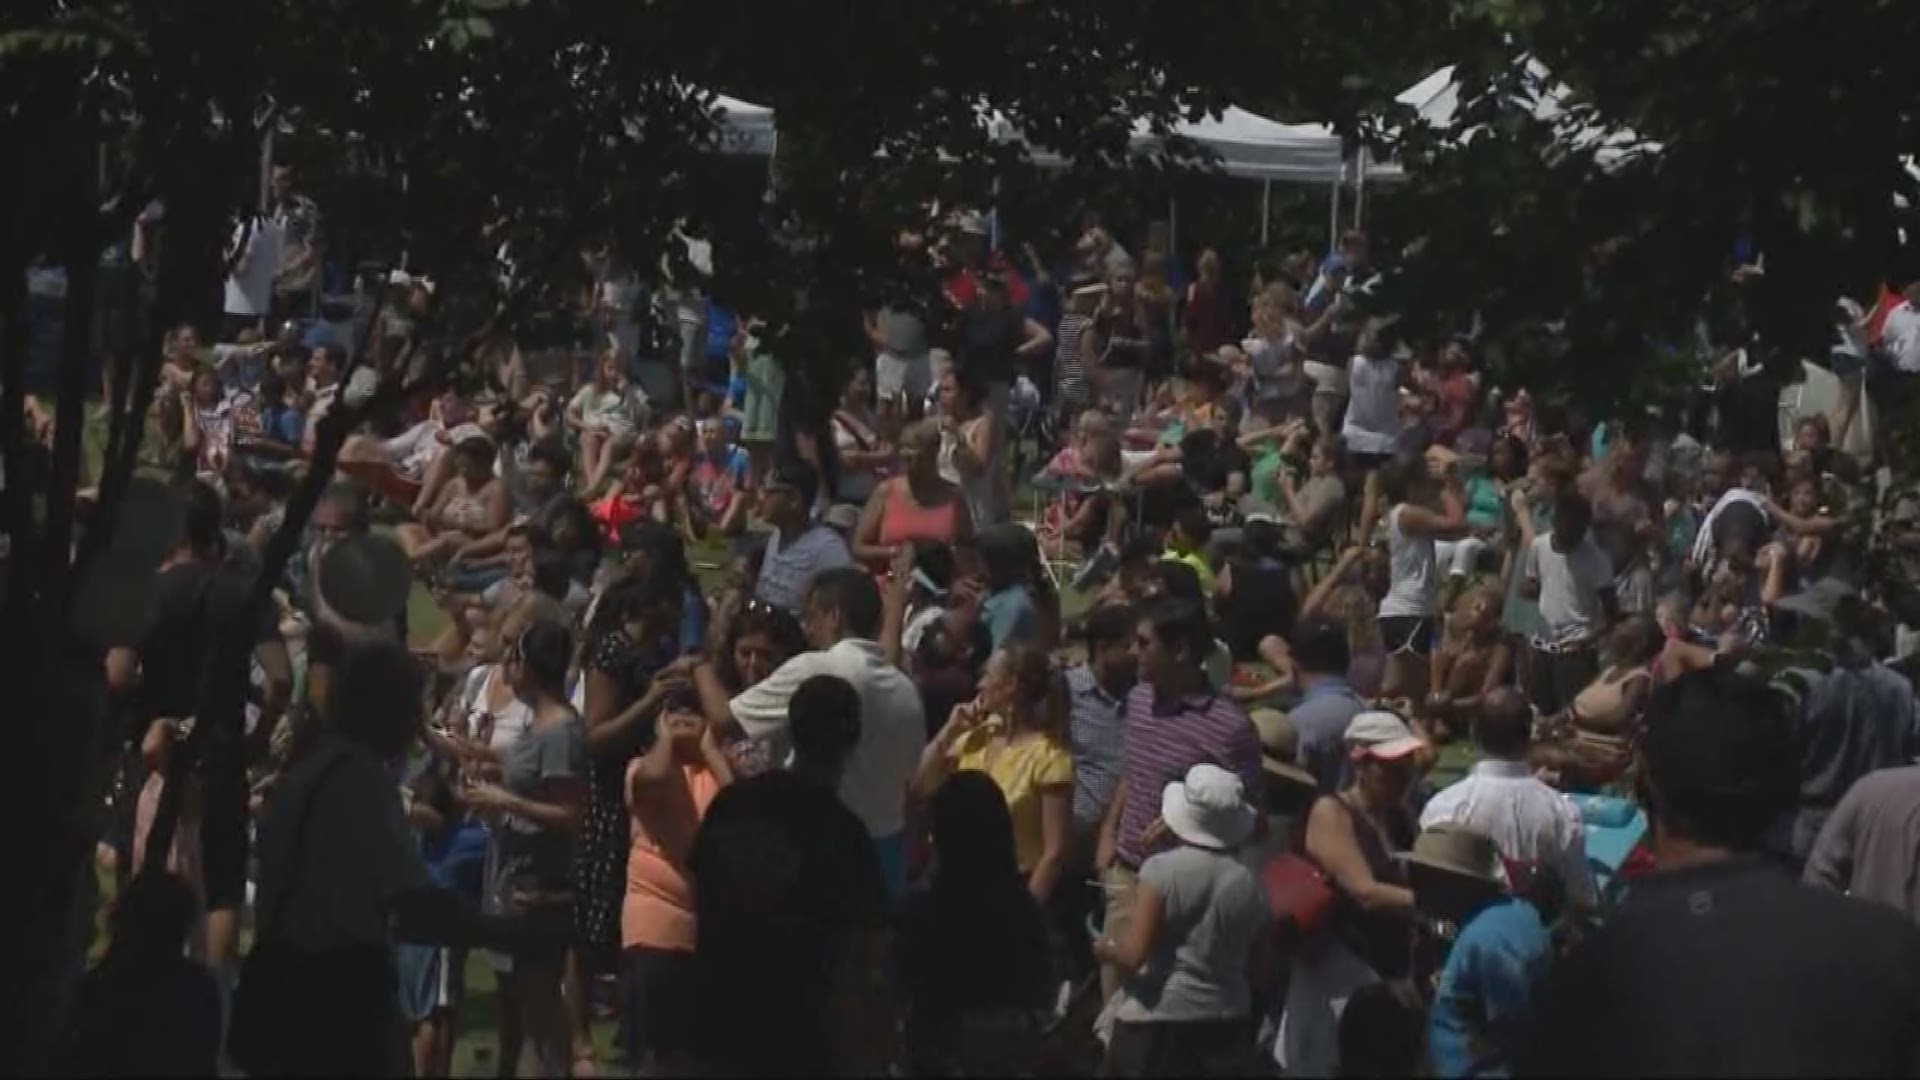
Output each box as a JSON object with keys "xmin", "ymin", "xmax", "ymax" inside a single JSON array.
[{"xmin": 1160, "ymin": 763, "xmax": 1258, "ymax": 851}]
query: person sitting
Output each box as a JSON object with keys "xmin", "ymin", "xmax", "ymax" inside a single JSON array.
[
  {"xmin": 1421, "ymin": 585, "xmax": 1513, "ymax": 741},
  {"xmin": 393, "ymin": 433, "xmax": 510, "ymax": 568},
  {"xmin": 567, "ymin": 347, "xmax": 647, "ymax": 495},
  {"xmin": 1532, "ymin": 614, "xmax": 1663, "ymax": 793},
  {"xmin": 687, "ymin": 414, "xmax": 752, "ymax": 538},
  {"xmin": 853, "ymin": 419, "xmax": 974, "ymax": 573},
  {"xmin": 749, "ymin": 461, "xmax": 855, "ymax": 618},
  {"xmin": 1215, "ymin": 510, "xmax": 1298, "ymax": 664}
]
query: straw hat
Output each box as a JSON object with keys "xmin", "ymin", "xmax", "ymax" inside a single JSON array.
[
  {"xmin": 1402, "ymin": 824, "xmax": 1506, "ymax": 888},
  {"xmin": 1160, "ymin": 764, "xmax": 1259, "ymax": 851},
  {"xmin": 1251, "ymin": 708, "xmax": 1316, "ymax": 789}
]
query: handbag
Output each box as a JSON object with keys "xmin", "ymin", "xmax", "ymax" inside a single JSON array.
[
  {"xmin": 1261, "ymin": 851, "xmax": 1335, "ymax": 941},
  {"xmin": 228, "ymin": 750, "xmax": 399, "ymax": 1076}
]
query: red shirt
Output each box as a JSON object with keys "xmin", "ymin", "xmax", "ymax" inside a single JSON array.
[{"xmin": 944, "ymin": 252, "xmax": 1032, "ymax": 310}]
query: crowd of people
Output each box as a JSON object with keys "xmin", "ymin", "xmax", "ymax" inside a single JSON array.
[{"xmin": 52, "ymin": 177, "xmax": 1920, "ymax": 1078}]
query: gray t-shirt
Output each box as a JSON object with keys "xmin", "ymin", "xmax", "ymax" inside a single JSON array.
[
  {"xmin": 489, "ymin": 714, "xmax": 588, "ymax": 908},
  {"xmin": 1116, "ymin": 844, "xmax": 1271, "ymax": 1022},
  {"xmin": 876, "ymin": 306, "xmax": 929, "ymax": 359}
]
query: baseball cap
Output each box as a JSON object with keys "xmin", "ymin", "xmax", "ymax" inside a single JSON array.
[{"xmin": 1344, "ymin": 710, "xmax": 1427, "ymax": 761}]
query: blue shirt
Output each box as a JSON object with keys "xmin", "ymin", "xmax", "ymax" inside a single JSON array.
[
  {"xmin": 1290, "ymin": 676, "xmax": 1367, "ymax": 793},
  {"xmin": 753, "ymin": 523, "xmax": 854, "ymax": 617},
  {"xmin": 980, "ymin": 585, "xmax": 1038, "ymax": 651},
  {"xmin": 263, "ymin": 403, "xmax": 304, "ymax": 447},
  {"xmin": 1066, "ymin": 664, "xmax": 1129, "ymax": 832},
  {"xmin": 1429, "ymin": 898, "xmax": 1553, "ymax": 1078}
]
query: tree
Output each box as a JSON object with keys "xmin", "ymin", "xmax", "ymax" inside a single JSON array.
[
  {"xmin": 1371, "ymin": 0, "xmax": 1920, "ymax": 410},
  {"xmin": 3, "ymin": 0, "xmax": 1322, "ymax": 1066}
]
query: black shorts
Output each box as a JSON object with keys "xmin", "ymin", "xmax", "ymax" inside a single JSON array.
[
  {"xmin": 1379, "ymin": 614, "xmax": 1435, "ymax": 658},
  {"xmin": 1350, "ymin": 450, "xmax": 1396, "ymax": 472}
]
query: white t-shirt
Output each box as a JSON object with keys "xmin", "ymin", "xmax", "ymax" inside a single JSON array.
[
  {"xmin": 459, "ymin": 663, "xmax": 534, "ymax": 753},
  {"xmin": 1379, "ymin": 504, "xmax": 1437, "ymax": 619},
  {"xmin": 729, "ymin": 638, "xmax": 927, "ymax": 838},
  {"xmin": 1524, "ymin": 533, "xmax": 1615, "ymax": 645},
  {"xmin": 1341, "ymin": 353, "xmax": 1400, "ymax": 455},
  {"xmin": 223, "ymin": 216, "xmax": 282, "ymax": 317},
  {"xmin": 1882, "ymin": 302, "xmax": 1920, "ymax": 374}
]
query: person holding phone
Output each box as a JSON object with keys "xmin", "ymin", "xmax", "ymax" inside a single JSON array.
[{"xmin": 620, "ymin": 693, "xmax": 734, "ymax": 1072}]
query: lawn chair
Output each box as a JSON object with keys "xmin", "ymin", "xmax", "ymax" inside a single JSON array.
[{"xmin": 1026, "ymin": 471, "xmax": 1107, "ymax": 587}]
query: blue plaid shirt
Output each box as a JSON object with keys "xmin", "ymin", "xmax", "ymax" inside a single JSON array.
[{"xmin": 1066, "ymin": 664, "xmax": 1129, "ymax": 833}]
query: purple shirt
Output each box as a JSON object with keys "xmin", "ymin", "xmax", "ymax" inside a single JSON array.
[{"xmin": 1115, "ymin": 684, "xmax": 1264, "ymax": 869}]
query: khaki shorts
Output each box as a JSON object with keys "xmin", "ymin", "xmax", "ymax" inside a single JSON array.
[{"xmin": 1101, "ymin": 863, "xmax": 1140, "ymax": 942}]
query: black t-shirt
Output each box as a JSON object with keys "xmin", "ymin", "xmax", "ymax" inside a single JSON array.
[
  {"xmin": 135, "ymin": 559, "xmax": 277, "ymax": 764},
  {"xmin": 1520, "ymin": 856, "xmax": 1920, "ymax": 1077},
  {"xmin": 958, "ymin": 307, "xmax": 1023, "ymax": 386}
]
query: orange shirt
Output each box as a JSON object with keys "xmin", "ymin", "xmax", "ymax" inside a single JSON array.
[{"xmin": 621, "ymin": 759, "xmax": 721, "ymax": 951}]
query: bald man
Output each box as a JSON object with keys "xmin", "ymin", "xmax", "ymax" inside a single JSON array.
[{"xmin": 1420, "ymin": 688, "xmax": 1596, "ymax": 909}]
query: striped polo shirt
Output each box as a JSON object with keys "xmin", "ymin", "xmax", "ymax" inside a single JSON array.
[{"xmin": 1114, "ymin": 683, "xmax": 1264, "ymax": 869}]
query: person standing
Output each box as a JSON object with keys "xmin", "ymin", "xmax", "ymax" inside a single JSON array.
[
  {"xmin": 1519, "ymin": 666, "xmax": 1920, "ymax": 1076},
  {"xmin": 1280, "ymin": 618, "xmax": 1370, "ymax": 795},
  {"xmin": 1519, "ymin": 492, "xmax": 1615, "ymax": 717},
  {"xmin": 1095, "ymin": 597, "xmax": 1264, "ymax": 1001},
  {"xmin": 954, "ymin": 272, "xmax": 1052, "ymax": 525},
  {"xmin": 728, "ymin": 569, "xmax": 926, "ymax": 896},
  {"xmin": 1096, "ymin": 764, "xmax": 1272, "ymax": 1078},
  {"xmin": 620, "ymin": 693, "xmax": 733, "ymax": 1072},
  {"xmin": 268, "ymin": 163, "xmax": 324, "ymax": 323},
  {"xmin": 106, "ymin": 481, "xmax": 292, "ymax": 1015},
  {"xmin": 1418, "ymin": 687, "xmax": 1596, "ymax": 911},
  {"xmin": 1804, "ymin": 764, "xmax": 1920, "ymax": 924}
]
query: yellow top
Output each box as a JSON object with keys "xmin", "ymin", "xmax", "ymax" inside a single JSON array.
[{"xmin": 948, "ymin": 718, "xmax": 1074, "ymax": 872}]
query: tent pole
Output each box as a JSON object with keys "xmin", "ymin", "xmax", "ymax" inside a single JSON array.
[
  {"xmin": 1168, "ymin": 193, "xmax": 1178, "ymax": 253},
  {"xmin": 1260, "ymin": 179, "xmax": 1271, "ymax": 246},
  {"xmin": 1354, "ymin": 153, "xmax": 1367, "ymax": 230},
  {"xmin": 1329, "ymin": 160, "xmax": 1343, "ymax": 251}
]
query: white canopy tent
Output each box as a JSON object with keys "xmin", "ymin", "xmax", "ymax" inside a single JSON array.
[
  {"xmin": 712, "ymin": 94, "xmax": 776, "ymax": 156},
  {"xmin": 713, "ymin": 95, "xmax": 1397, "ymax": 245},
  {"xmin": 1392, "ymin": 62, "xmax": 1660, "ymax": 171}
]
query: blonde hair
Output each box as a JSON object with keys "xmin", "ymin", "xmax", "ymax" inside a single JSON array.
[
  {"xmin": 1082, "ymin": 432, "xmax": 1122, "ymax": 479},
  {"xmin": 1251, "ymin": 282, "xmax": 1297, "ymax": 340},
  {"xmin": 1076, "ymin": 410, "xmax": 1111, "ymax": 440}
]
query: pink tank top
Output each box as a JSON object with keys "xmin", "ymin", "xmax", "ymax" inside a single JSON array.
[{"xmin": 878, "ymin": 479, "xmax": 960, "ymax": 555}]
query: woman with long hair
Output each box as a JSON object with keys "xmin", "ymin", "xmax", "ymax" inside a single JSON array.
[
  {"xmin": 459, "ymin": 622, "xmax": 589, "ymax": 1077},
  {"xmin": 691, "ymin": 596, "xmax": 806, "ymax": 776},
  {"xmin": 832, "ymin": 365, "xmax": 894, "ymax": 507},
  {"xmin": 914, "ymin": 645, "xmax": 1073, "ymax": 906},
  {"xmin": 1182, "ymin": 248, "xmax": 1235, "ymax": 360},
  {"xmin": 1375, "ymin": 454, "xmax": 1468, "ymax": 703},
  {"xmin": 899, "ymin": 772, "xmax": 1053, "ymax": 1075},
  {"xmin": 571, "ymin": 574, "xmax": 688, "ymax": 1075},
  {"xmin": 567, "ymin": 347, "xmax": 646, "ymax": 495},
  {"xmin": 931, "ymin": 368, "xmax": 997, "ymax": 529}
]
